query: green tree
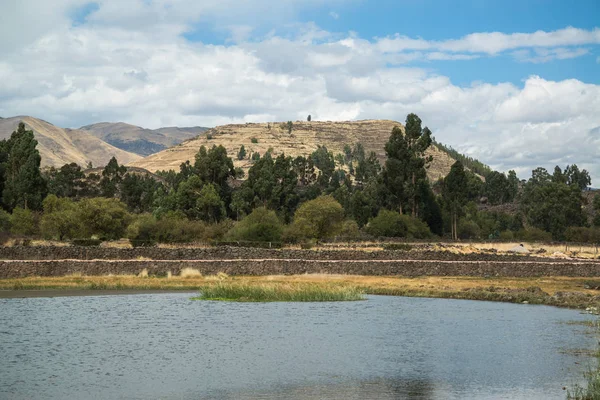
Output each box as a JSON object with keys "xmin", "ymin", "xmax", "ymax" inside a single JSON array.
[
  {"xmin": 564, "ymin": 164, "xmax": 591, "ymax": 190},
  {"xmin": 520, "ymin": 169, "xmax": 586, "ymax": 240},
  {"xmin": 2, "ymin": 122, "xmax": 47, "ymax": 210},
  {"xmin": 46, "ymin": 163, "xmax": 87, "ymax": 198},
  {"xmin": 442, "ymin": 161, "xmax": 469, "ymax": 240},
  {"xmin": 307, "ymin": 115, "xmax": 311, "ymax": 122},
  {"xmin": 310, "ymin": 146, "xmax": 335, "ymax": 188},
  {"xmin": 403, "ymin": 114, "xmax": 433, "ymax": 217},
  {"xmin": 593, "ymin": 195, "xmax": 600, "ymax": 227},
  {"xmin": 100, "ymin": 157, "xmax": 127, "ymax": 198},
  {"xmin": 40, "ymin": 195, "xmax": 83, "ymax": 240},
  {"xmin": 290, "ymin": 195, "xmax": 344, "ymax": 240},
  {"xmin": 237, "ymin": 145, "xmax": 247, "ymax": 160},
  {"xmin": 226, "ymin": 207, "xmax": 283, "ymax": 242},
  {"xmin": 196, "ymin": 183, "xmax": 226, "ymax": 223},
  {"xmin": 507, "ymin": 170, "xmax": 519, "ymax": 201},
  {"xmin": 78, "ymin": 197, "xmax": 131, "ymax": 239},
  {"xmin": 10, "ymin": 207, "xmax": 37, "ymax": 236},
  {"xmin": 120, "ymin": 173, "xmax": 163, "ymax": 213},
  {"xmin": 355, "ymin": 151, "xmax": 381, "ymax": 182},
  {"xmin": 286, "ymin": 121, "xmax": 293, "ymax": 134},
  {"xmin": 484, "ymin": 171, "xmax": 510, "ymax": 205},
  {"xmin": 382, "ymin": 126, "xmax": 410, "ymax": 213}
]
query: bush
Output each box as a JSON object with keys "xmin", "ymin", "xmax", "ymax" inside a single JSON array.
[
  {"xmin": 564, "ymin": 227, "xmax": 600, "ymax": 243},
  {"xmin": 458, "ymin": 219, "xmax": 480, "ymax": 240},
  {"xmin": 10, "ymin": 208, "xmax": 37, "ymax": 236},
  {"xmin": 499, "ymin": 230, "xmax": 515, "ymax": 241},
  {"xmin": 0, "ymin": 209, "xmax": 10, "ymax": 232},
  {"xmin": 366, "ymin": 210, "xmax": 432, "ymax": 239},
  {"xmin": 40, "ymin": 195, "xmax": 83, "ymax": 240},
  {"xmin": 127, "ymin": 212, "xmax": 206, "ymax": 244},
  {"xmin": 226, "ymin": 207, "xmax": 283, "ymax": 243},
  {"xmin": 366, "ymin": 210, "xmax": 407, "ymax": 237},
  {"xmin": 515, "ymin": 227, "xmax": 552, "ymax": 242},
  {"xmin": 288, "ymin": 196, "xmax": 344, "ymax": 241},
  {"xmin": 78, "ymin": 198, "xmax": 131, "ymax": 240},
  {"xmin": 71, "ymin": 238, "xmax": 102, "ymax": 247},
  {"xmin": 338, "ymin": 219, "xmax": 360, "ymax": 240},
  {"xmin": 251, "ymin": 137, "xmax": 258, "ymax": 144}
]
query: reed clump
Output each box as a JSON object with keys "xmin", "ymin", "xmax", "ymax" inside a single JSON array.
[
  {"xmin": 568, "ymin": 320, "xmax": 600, "ymax": 399},
  {"xmin": 195, "ymin": 282, "xmax": 365, "ymax": 302}
]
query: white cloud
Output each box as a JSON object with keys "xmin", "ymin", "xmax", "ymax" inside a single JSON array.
[
  {"xmin": 512, "ymin": 47, "xmax": 589, "ymax": 63},
  {"xmin": 0, "ymin": 1, "xmax": 599, "ymax": 181},
  {"xmin": 329, "ymin": 11, "xmax": 339, "ymax": 20},
  {"xmin": 376, "ymin": 27, "xmax": 600, "ymax": 56}
]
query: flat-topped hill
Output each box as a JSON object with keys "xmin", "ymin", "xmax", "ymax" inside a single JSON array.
[{"xmin": 129, "ymin": 119, "xmax": 457, "ymax": 181}]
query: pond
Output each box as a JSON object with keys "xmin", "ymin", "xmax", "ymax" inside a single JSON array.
[{"xmin": 0, "ymin": 293, "xmax": 596, "ymax": 399}]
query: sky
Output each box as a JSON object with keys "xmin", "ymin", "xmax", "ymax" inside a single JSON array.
[{"xmin": 0, "ymin": 0, "xmax": 599, "ymax": 180}]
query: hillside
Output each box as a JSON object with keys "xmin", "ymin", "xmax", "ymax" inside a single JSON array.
[
  {"xmin": 129, "ymin": 120, "xmax": 458, "ymax": 181},
  {"xmin": 0, "ymin": 117, "xmax": 141, "ymax": 168},
  {"xmin": 79, "ymin": 122, "xmax": 208, "ymax": 156}
]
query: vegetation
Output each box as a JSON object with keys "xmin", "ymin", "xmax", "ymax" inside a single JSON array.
[
  {"xmin": 3, "ymin": 275, "xmax": 600, "ymax": 310},
  {"xmin": 195, "ymin": 282, "xmax": 365, "ymax": 302},
  {"xmin": 567, "ymin": 320, "xmax": 600, "ymax": 399},
  {"xmin": 0, "ymin": 114, "xmax": 595, "ymax": 245}
]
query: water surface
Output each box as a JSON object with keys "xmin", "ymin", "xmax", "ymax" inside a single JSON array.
[{"xmin": 0, "ymin": 293, "xmax": 596, "ymax": 399}]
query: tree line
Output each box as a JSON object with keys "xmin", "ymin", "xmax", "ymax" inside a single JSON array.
[{"xmin": 0, "ymin": 118, "xmax": 596, "ymax": 245}]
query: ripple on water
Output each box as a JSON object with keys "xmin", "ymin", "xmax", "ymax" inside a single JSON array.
[{"xmin": 0, "ymin": 293, "xmax": 596, "ymax": 400}]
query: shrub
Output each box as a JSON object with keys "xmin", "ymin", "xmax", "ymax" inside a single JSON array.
[
  {"xmin": 127, "ymin": 212, "xmax": 206, "ymax": 244},
  {"xmin": 10, "ymin": 208, "xmax": 37, "ymax": 236},
  {"xmin": 289, "ymin": 195, "xmax": 344, "ymax": 240},
  {"xmin": 564, "ymin": 227, "xmax": 600, "ymax": 243},
  {"xmin": 366, "ymin": 210, "xmax": 432, "ymax": 239},
  {"xmin": 78, "ymin": 198, "xmax": 131, "ymax": 240},
  {"xmin": 499, "ymin": 230, "xmax": 515, "ymax": 241},
  {"xmin": 338, "ymin": 219, "xmax": 360, "ymax": 240},
  {"xmin": 251, "ymin": 137, "xmax": 258, "ymax": 144},
  {"xmin": 457, "ymin": 219, "xmax": 480, "ymax": 240},
  {"xmin": 71, "ymin": 238, "xmax": 102, "ymax": 247},
  {"xmin": 226, "ymin": 207, "xmax": 283, "ymax": 243},
  {"xmin": 365, "ymin": 210, "xmax": 407, "ymax": 237},
  {"xmin": 515, "ymin": 227, "xmax": 552, "ymax": 242},
  {"xmin": 40, "ymin": 195, "xmax": 83, "ymax": 240},
  {"xmin": 0, "ymin": 209, "xmax": 11, "ymax": 232}
]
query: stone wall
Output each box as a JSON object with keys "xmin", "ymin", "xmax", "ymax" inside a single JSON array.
[
  {"xmin": 0, "ymin": 245, "xmax": 564, "ymax": 262},
  {"xmin": 2, "ymin": 256, "xmax": 600, "ymax": 278}
]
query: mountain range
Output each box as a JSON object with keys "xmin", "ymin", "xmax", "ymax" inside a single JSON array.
[{"xmin": 0, "ymin": 116, "xmax": 469, "ymax": 181}]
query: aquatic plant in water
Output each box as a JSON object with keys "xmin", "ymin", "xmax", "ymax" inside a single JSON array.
[{"xmin": 194, "ymin": 282, "xmax": 365, "ymax": 302}]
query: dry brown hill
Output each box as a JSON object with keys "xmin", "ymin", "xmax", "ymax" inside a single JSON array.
[
  {"xmin": 0, "ymin": 116, "xmax": 141, "ymax": 168},
  {"xmin": 79, "ymin": 122, "xmax": 208, "ymax": 156},
  {"xmin": 129, "ymin": 119, "xmax": 457, "ymax": 181}
]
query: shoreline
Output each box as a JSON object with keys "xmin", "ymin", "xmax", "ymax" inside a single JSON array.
[
  {"xmin": 1, "ymin": 274, "xmax": 599, "ymax": 309},
  {"xmin": 0, "ymin": 289, "xmax": 198, "ymax": 298}
]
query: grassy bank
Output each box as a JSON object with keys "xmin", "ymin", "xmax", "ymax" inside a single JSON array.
[
  {"xmin": 568, "ymin": 319, "xmax": 600, "ymax": 399},
  {"xmin": 194, "ymin": 282, "xmax": 365, "ymax": 302},
  {"xmin": 1, "ymin": 274, "xmax": 600, "ymax": 309}
]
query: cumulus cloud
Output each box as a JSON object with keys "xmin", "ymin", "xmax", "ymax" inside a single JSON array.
[{"xmin": 0, "ymin": 1, "xmax": 599, "ymax": 181}]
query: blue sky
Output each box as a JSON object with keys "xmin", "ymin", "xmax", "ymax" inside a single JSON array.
[
  {"xmin": 0, "ymin": 0, "xmax": 599, "ymax": 179},
  {"xmin": 185, "ymin": 0, "xmax": 600, "ymax": 85}
]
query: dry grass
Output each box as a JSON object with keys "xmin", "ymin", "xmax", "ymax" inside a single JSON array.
[
  {"xmin": 2, "ymin": 274, "xmax": 600, "ymax": 308},
  {"xmin": 129, "ymin": 120, "xmax": 456, "ymax": 181}
]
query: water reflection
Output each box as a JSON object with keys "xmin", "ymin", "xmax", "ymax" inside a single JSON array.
[{"xmin": 0, "ymin": 293, "xmax": 595, "ymax": 400}]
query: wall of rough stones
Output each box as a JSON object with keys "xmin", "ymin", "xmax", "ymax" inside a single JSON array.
[
  {"xmin": 0, "ymin": 245, "xmax": 565, "ymax": 262},
  {"xmin": 1, "ymin": 245, "xmax": 600, "ymax": 278}
]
